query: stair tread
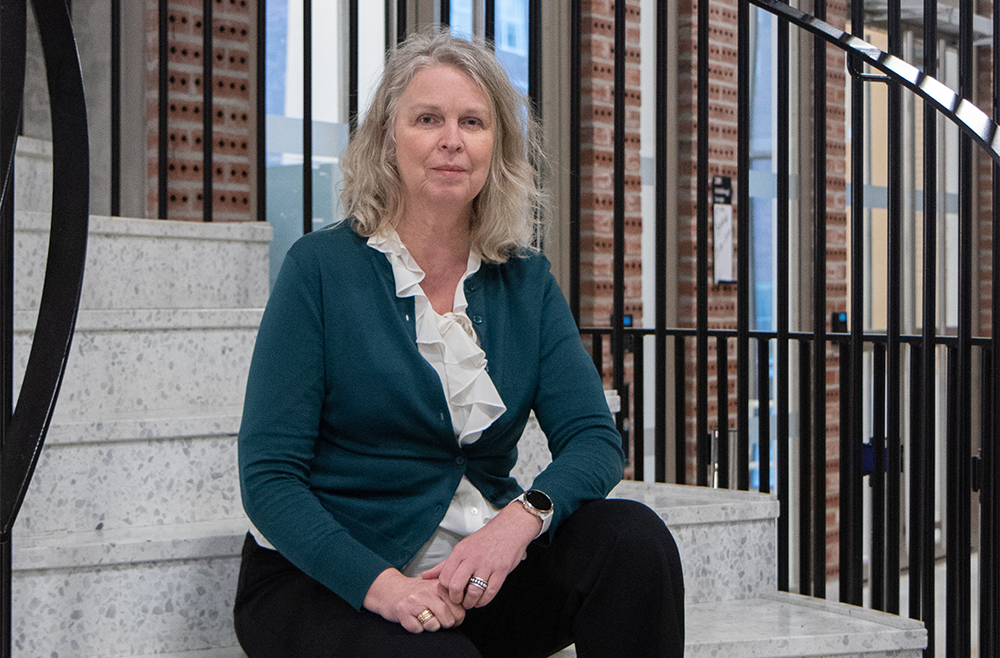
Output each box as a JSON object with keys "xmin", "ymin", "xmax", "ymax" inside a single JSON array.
[
  {"xmin": 685, "ymin": 592, "xmax": 926, "ymax": 655},
  {"xmin": 13, "ymin": 518, "xmax": 249, "ymax": 571}
]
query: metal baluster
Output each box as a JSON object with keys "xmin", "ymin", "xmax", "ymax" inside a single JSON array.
[
  {"xmin": 695, "ymin": 0, "xmax": 710, "ymax": 489},
  {"xmin": 736, "ymin": 0, "xmax": 751, "ymax": 493},
  {"xmin": 111, "ymin": 0, "xmax": 120, "ymax": 217},
  {"xmin": 872, "ymin": 342, "xmax": 887, "ymax": 611},
  {"xmin": 303, "ymin": 0, "xmax": 312, "ymax": 235},
  {"xmin": 257, "ymin": 0, "xmax": 266, "ymax": 222},
  {"xmin": 916, "ymin": 0, "xmax": 938, "ymax": 648},
  {"xmin": 758, "ymin": 337, "xmax": 771, "ymax": 494},
  {"xmin": 845, "ymin": 0, "xmax": 865, "ymax": 607},
  {"xmin": 676, "ymin": 335, "xmax": 687, "ymax": 484},
  {"xmin": 717, "ymin": 336, "xmax": 729, "ymax": 489},
  {"xmin": 775, "ymin": 2, "xmax": 790, "ymax": 590},
  {"xmin": 654, "ymin": 0, "xmax": 668, "ymax": 485},
  {"xmin": 202, "ymin": 0, "xmax": 213, "ymax": 223},
  {"xmin": 158, "ymin": 0, "xmax": 168, "ymax": 219},
  {"xmin": 812, "ymin": 0, "xmax": 828, "ymax": 600},
  {"xmin": 799, "ymin": 339, "xmax": 812, "ymax": 595},
  {"xmin": 612, "ymin": 0, "xmax": 626, "ymax": 455},
  {"xmin": 948, "ymin": 2, "xmax": 975, "ymax": 653},
  {"xmin": 884, "ymin": 0, "xmax": 902, "ymax": 615},
  {"xmin": 633, "ymin": 333, "xmax": 645, "ymax": 481},
  {"xmin": 348, "ymin": 0, "xmax": 358, "ymax": 136}
]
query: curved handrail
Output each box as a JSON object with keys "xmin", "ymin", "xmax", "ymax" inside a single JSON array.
[
  {"xmin": 1, "ymin": 0, "xmax": 90, "ymax": 536},
  {"xmin": 0, "ymin": 0, "xmax": 27, "ymax": 214},
  {"xmin": 750, "ymin": 0, "xmax": 1000, "ymax": 166}
]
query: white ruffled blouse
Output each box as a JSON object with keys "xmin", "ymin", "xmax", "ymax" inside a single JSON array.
[{"xmin": 367, "ymin": 231, "xmax": 508, "ymax": 574}]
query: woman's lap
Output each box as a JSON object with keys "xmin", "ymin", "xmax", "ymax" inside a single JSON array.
[{"xmin": 234, "ymin": 499, "xmax": 684, "ymax": 658}]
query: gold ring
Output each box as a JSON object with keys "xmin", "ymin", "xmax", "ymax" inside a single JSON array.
[{"xmin": 417, "ymin": 609, "xmax": 435, "ymax": 625}]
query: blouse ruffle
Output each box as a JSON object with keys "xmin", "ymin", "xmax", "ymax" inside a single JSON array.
[{"xmin": 367, "ymin": 231, "xmax": 506, "ymax": 445}]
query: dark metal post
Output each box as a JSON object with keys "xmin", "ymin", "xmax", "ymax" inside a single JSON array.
[
  {"xmin": 158, "ymin": 0, "xmax": 169, "ymax": 219},
  {"xmin": 612, "ymin": 0, "xmax": 626, "ymax": 453},
  {"xmin": 303, "ymin": 0, "xmax": 312, "ymax": 235},
  {"xmin": 675, "ymin": 335, "xmax": 687, "ymax": 484},
  {"xmin": 916, "ymin": 0, "xmax": 938, "ymax": 646},
  {"xmin": 844, "ymin": 0, "xmax": 865, "ymax": 607},
  {"xmin": 348, "ymin": 0, "xmax": 358, "ymax": 136},
  {"xmin": 775, "ymin": 5, "xmax": 790, "ymax": 591},
  {"xmin": 654, "ymin": 0, "xmax": 668, "ymax": 484},
  {"xmin": 736, "ymin": 0, "xmax": 751, "ymax": 493},
  {"xmin": 884, "ymin": 0, "xmax": 902, "ymax": 615},
  {"xmin": 569, "ymin": 0, "xmax": 580, "ymax": 325},
  {"xmin": 947, "ymin": 3, "xmax": 974, "ymax": 654},
  {"xmin": 202, "ymin": 0, "xmax": 213, "ymax": 222},
  {"xmin": 484, "ymin": 0, "xmax": 495, "ymax": 43},
  {"xmin": 872, "ymin": 343, "xmax": 887, "ymax": 611},
  {"xmin": 633, "ymin": 334, "xmax": 645, "ymax": 481},
  {"xmin": 758, "ymin": 337, "xmax": 770, "ymax": 494},
  {"xmin": 397, "ymin": 0, "xmax": 407, "ymax": 43},
  {"xmin": 717, "ymin": 336, "xmax": 729, "ymax": 489},
  {"xmin": 695, "ymin": 0, "xmax": 709, "ymax": 487},
  {"xmin": 798, "ymin": 340, "xmax": 812, "ymax": 595},
  {"xmin": 527, "ymin": 0, "xmax": 540, "ymax": 117},
  {"xmin": 812, "ymin": 0, "xmax": 828, "ymax": 600},
  {"xmin": 257, "ymin": 0, "xmax": 266, "ymax": 222},
  {"xmin": 110, "ymin": 0, "xmax": 121, "ymax": 217}
]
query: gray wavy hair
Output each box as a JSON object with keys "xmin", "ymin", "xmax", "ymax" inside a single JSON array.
[{"xmin": 340, "ymin": 28, "xmax": 545, "ymax": 263}]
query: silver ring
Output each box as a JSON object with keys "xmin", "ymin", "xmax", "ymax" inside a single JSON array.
[
  {"xmin": 468, "ymin": 576, "xmax": 489, "ymax": 590},
  {"xmin": 417, "ymin": 609, "xmax": 435, "ymax": 625}
]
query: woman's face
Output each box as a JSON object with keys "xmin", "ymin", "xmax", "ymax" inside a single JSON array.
[{"xmin": 393, "ymin": 65, "xmax": 494, "ymax": 221}]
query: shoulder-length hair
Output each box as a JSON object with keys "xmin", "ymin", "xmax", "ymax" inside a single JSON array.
[{"xmin": 340, "ymin": 28, "xmax": 545, "ymax": 263}]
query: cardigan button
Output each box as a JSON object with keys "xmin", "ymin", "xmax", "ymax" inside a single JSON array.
[
  {"xmin": 455, "ymin": 456, "xmax": 466, "ymax": 465},
  {"xmin": 471, "ymin": 315, "xmax": 482, "ymax": 324}
]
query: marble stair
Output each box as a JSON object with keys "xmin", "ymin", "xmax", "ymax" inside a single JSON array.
[{"xmin": 9, "ymin": 137, "xmax": 926, "ymax": 657}]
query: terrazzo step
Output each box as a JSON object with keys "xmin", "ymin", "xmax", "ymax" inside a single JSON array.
[
  {"xmin": 12, "ymin": 413, "xmax": 244, "ymax": 537},
  {"xmin": 551, "ymin": 592, "xmax": 927, "ymax": 657},
  {"xmin": 15, "ymin": 210, "xmax": 271, "ymax": 312},
  {"xmin": 518, "ymin": 415, "xmax": 781, "ymax": 604},
  {"xmin": 11, "ymin": 519, "xmax": 248, "ymax": 658},
  {"xmin": 13, "ymin": 307, "xmax": 261, "ymax": 433}
]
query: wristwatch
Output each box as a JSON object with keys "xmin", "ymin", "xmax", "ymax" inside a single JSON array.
[{"xmin": 519, "ymin": 489, "xmax": 553, "ymax": 521}]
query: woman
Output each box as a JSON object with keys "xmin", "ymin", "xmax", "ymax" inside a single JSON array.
[{"xmin": 235, "ymin": 29, "xmax": 684, "ymax": 657}]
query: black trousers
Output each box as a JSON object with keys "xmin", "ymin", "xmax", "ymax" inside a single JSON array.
[{"xmin": 234, "ymin": 499, "xmax": 685, "ymax": 657}]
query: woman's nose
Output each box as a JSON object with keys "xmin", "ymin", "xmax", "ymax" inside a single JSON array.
[{"xmin": 438, "ymin": 121, "xmax": 464, "ymax": 151}]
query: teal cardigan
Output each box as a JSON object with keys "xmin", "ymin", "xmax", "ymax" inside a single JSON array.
[{"xmin": 238, "ymin": 222, "xmax": 624, "ymax": 610}]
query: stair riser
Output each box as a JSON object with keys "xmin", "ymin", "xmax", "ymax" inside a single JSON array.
[
  {"xmin": 12, "ymin": 556, "xmax": 241, "ymax": 658},
  {"xmin": 14, "ymin": 434, "xmax": 241, "ymax": 537},
  {"xmin": 15, "ymin": 212, "xmax": 270, "ymax": 312},
  {"xmin": 14, "ymin": 314, "xmax": 259, "ymax": 425}
]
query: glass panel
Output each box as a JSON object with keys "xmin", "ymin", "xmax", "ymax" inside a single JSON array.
[{"xmin": 266, "ymin": 0, "xmax": 385, "ymax": 287}]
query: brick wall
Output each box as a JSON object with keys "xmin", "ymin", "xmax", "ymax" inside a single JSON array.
[
  {"xmin": 579, "ymin": 0, "xmax": 644, "ymax": 329},
  {"xmin": 145, "ymin": 0, "xmax": 255, "ymax": 222}
]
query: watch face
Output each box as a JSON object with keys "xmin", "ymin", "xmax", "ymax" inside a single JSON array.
[{"xmin": 525, "ymin": 490, "xmax": 552, "ymax": 512}]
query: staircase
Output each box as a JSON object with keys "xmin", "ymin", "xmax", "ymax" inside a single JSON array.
[{"xmin": 9, "ymin": 137, "xmax": 926, "ymax": 657}]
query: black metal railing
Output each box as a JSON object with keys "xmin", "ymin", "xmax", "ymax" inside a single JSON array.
[
  {"xmin": 0, "ymin": 2, "xmax": 91, "ymax": 657},
  {"xmin": 568, "ymin": 1, "xmax": 999, "ymax": 656}
]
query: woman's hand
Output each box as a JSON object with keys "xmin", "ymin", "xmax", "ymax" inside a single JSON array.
[
  {"xmin": 362, "ymin": 568, "xmax": 467, "ymax": 633},
  {"xmin": 421, "ymin": 500, "xmax": 542, "ymax": 609}
]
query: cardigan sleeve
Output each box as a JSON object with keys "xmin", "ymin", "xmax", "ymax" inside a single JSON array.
[
  {"xmin": 238, "ymin": 249, "xmax": 394, "ymax": 610},
  {"xmin": 527, "ymin": 261, "xmax": 626, "ymax": 537}
]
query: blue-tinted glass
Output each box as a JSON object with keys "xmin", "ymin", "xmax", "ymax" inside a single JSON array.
[
  {"xmin": 450, "ymin": 0, "xmax": 474, "ymax": 39},
  {"xmin": 495, "ymin": 0, "xmax": 528, "ymax": 94},
  {"xmin": 266, "ymin": 0, "xmax": 289, "ymax": 167}
]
